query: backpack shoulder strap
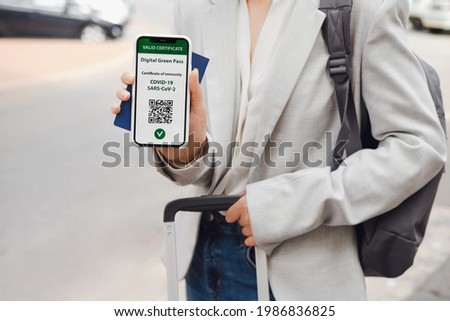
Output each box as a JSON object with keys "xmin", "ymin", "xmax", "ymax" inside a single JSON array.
[
  {"xmin": 319, "ymin": 0, "xmax": 352, "ymax": 74},
  {"xmin": 319, "ymin": 0, "xmax": 361, "ymax": 170}
]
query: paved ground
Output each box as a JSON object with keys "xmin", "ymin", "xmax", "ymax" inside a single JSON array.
[
  {"xmin": 0, "ymin": 1, "xmax": 450, "ymax": 300},
  {"xmin": 409, "ymin": 256, "xmax": 450, "ymax": 300}
]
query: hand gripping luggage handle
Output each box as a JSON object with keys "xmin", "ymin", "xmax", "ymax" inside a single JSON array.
[{"xmin": 163, "ymin": 195, "xmax": 270, "ymax": 301}]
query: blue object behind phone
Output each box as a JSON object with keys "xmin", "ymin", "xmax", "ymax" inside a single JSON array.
[{"xmin": 113, "ymin": 52, "xmax": 209, "ymax": 131}]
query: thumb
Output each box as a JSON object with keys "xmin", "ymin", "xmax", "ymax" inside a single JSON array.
[{"xmin": 189, "ymin": 69, "xmax": 203, "ymax": 108}]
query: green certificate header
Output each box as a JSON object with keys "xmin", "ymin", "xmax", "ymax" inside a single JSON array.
[{"xmin": 137, "ymin": 38, "xmax": 188, "ymax": 55}]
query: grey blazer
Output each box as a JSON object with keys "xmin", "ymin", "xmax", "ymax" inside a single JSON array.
[{"xmin": 154, "ymin": 0, "xmax": 447, "ymax": 300}]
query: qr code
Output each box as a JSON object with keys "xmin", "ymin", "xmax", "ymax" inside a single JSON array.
[{"xmin": 148, "ymin": 99, "xmax": 173, "ymax": 124}]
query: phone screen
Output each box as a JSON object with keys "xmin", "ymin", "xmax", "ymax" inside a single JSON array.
[{"xmin": 134, "ymin": 36, "xmax": 191, "ymax": 147}]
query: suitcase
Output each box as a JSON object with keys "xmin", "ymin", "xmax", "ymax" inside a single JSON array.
[{"xmin": 163, "ymin": 195, "xmax": 271, "ymax": 301}]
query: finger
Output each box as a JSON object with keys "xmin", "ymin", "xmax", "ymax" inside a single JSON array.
[
  {"xmin": 111, "ymin": 103, "xmax": 121, "ymax": 115},
  {"xmin": 236, "ymin": 195, "xmax": 249, "ymax": 227},
  {"xmin": 238, "ymin": 213, "xmax": 250, "ymax": 227},
  {"xmin": 116, "ymin": 87, "xmax": 131, "ymax": 101},
  {"xmin": 225, "ymin": 202, "xmax": 241, "ymax": 223},
  {"xmin": 189, "ymin": 69, "xmax": 203, "ymax": 108},
  {"xmin": 241, "ymin": 225, "xmax": 253, "ymax": 237},
  {"xmin": 226, "ymin": 196, "xmax": 250, "ymax": 222},
  {"xmin": 226, "ymin": 195, "xmax": 246, "ymax": 223},
  {"xmin": 120, "ymin": 72, "xmax": 135, "ymax": 85},
  {"xmin": 244, "ymin": 236, "xmax": 256, "ymax": 247}
]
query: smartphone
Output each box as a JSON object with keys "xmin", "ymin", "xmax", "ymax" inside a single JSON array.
[{"xmin": 133, "ymin": 35, "xmax": 192, "ymax": 147}]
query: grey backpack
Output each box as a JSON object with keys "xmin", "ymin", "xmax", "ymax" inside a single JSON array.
[{"xmin": 319, "ymin": 0, "xmax": 446, "ymax": 277}]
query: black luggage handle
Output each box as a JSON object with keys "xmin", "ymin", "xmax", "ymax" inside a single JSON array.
[{"xmin": 164, "ymin": 195, "xmax": 241, "ymax": 222}]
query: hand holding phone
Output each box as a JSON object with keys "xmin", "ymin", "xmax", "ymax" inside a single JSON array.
[
  {"xmin": 117, "ymin": 35, "xmax": 207, "ymax": 164},
  {"xmin": 156, "ymin": 68, "xmax": 207, "ymax": 165}
]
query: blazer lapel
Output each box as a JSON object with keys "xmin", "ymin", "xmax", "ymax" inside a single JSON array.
[{"xmin": 249, "ymin": 0, "xmax": 326, "ymax": 179}]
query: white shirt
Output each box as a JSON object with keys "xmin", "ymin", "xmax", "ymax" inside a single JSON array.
[{"xmin": 219, "ymin": 0, "xmax": 296, "ymax": 195}]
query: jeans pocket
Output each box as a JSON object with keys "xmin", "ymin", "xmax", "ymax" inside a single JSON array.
[{"xmin": 245, "ymin": 246, "xmax": 257, "ymax": 271}]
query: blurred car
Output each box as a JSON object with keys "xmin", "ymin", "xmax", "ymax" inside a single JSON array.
[
  {"xmin": 0, "ymin": 0, "xmax": 131, "ymax": 42},
  {"xmin": 409, "ymin": 0, "xmax": 450, "ymax": 32}
]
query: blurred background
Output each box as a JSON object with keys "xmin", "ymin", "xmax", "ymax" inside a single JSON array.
[{"xmin": 0, "ymin": 0, "xmax": 449, "ymax": 300}]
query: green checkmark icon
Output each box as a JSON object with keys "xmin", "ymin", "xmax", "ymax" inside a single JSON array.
[{"xmin": 154, "ymin": 128, "xmax": 166, "ymax": 140}]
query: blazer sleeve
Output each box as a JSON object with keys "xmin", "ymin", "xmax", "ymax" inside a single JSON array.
[
  {"xmin": 151, "ymin": 133, "xmax": 214, "ymax": 187},
  {"xmin": 245, "ymin": 0, "xmax": 447, "ymax": 256}
]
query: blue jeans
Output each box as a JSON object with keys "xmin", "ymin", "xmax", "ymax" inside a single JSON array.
[{"xmin": 185, "ymin": 211, "xmax": 275, "ymax": 301}]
